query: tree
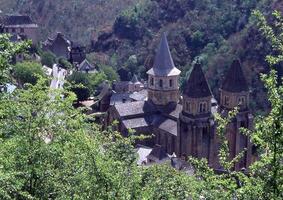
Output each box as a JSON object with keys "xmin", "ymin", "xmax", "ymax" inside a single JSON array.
[
  {"xmin": 13, "ymin": 61, "xmax": 46, "ymax": 86},
  {"xmin": 67, "ymin": 72, "xmax": 92, "ymax": 101},
  {"xmin": 0, "ymin": 34, "xmax": 29, "ymax": 85},
  {"xmin": 40, "ymin": 51, "xmax": 56, "ymax": 68}
]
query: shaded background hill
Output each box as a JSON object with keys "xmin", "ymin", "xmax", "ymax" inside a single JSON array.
[{"xmin": 1, "ymin": 0, "xmax": 283, "ymax": 113}]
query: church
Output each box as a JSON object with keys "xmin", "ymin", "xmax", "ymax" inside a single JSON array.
[{"xmin": 106, "ymin": 33, "xmax": 255, "ymax": 171}]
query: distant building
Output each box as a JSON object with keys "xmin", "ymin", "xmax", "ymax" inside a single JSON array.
[
  {"xmin": 69, "ymin": 43, "xmax": 86, "ymax": 65},
  {"xmin": 77, "ymin": 59, "xmax": 98, "ymax": 73},
  {"xmin": 0, "ymin": 14, "xmax": 39, "ymax": 43},
  {"xmin": 106, "ymin": 33, "xmax": 255, "ymax": 171},
  {"xmin": 43, "ymin": 32, "xmax": 71, "ymax": 59}
]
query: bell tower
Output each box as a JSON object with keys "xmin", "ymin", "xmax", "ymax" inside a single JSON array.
[
  {"xmin": 147, "ymin": 33, "xmax": 181, "ymax": 105},
  {"xmin": 220, "ymin": 59, "xmax": 253, "ymax": 170},
  {"xmin": 178, "ymin": 63, "xmax": 216, "ymax": 166}
]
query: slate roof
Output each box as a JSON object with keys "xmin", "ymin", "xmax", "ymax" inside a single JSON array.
[
  {"xmin": 222, "ymin": 60, "xmax": 249, "ymax": 92},
  {"xmin": 184, "ymin": 63, "xmax": 212, "ymax": 98},
  {"xmin": 147, "ymin": 33, "xmax": 181, "ymax": 76},
  {"xmin": 114, "ymin": 101, "xmax": 157, "ymax": 118},
  {"xmin": 78, "ymin": 59, "xmax": 97, "ymax": 72},
  {"xmin": 147, "ymin": 145, "xmax": 168, "ymax": 161},
  {"xmin": 1, "ymin": 15, "xmax": 37, "ymax": 27},
  {"xmin": 131, "ymin": 74, "xmax": 140, "ymax": 84}
]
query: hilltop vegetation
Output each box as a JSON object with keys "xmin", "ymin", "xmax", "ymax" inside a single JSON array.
[
  {"xmin": 90, "ymin": 0, "xmax": 283, "ymax": 113},
  {"xmin": 0, "ymin": 0, "xmax": 142, "ymax": 43}
]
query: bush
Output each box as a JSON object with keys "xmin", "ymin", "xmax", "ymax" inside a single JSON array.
[{"xmin": 13, "ymin": 61, "xmax": 46, "ymax": 86}]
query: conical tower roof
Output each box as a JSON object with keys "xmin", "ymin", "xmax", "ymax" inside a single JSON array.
[
  {"xmin": 184, "ymin": 63, "xmax": 212, "ymax": 98},
  {"xmin": 147, "ymin": 33, "xmax": 180, "ymax": 76},
  {"xmin": 222, "ymin": 60, "xmax": 248, "ymax": 93}
]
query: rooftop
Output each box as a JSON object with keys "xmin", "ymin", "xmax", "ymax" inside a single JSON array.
[
  {"xmin": 147, "ymin": 33, "xmax": 181, "ymax": 76},
  {"xmin": 222, "ymin": 59, "xmax": 249, "ymax": 93},
  {"xmin": 184, "ymin": 63, "xmax": 212, "ymax": 98}
]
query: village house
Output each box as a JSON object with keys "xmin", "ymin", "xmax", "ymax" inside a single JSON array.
[
  {"xmin": 42, "ymin": 32, "xmax": 71, "ymax": 59},
  {"xmin": 0, "ymin": 14, "xmax": 39, "ymax": 43}
]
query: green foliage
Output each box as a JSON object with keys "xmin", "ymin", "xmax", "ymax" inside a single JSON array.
[
  {"xmin": 0, "ymin": 34, "xmax": 30, "ymax": 85},
  {"xmin": 13, "ymin": 61, "xmax": 46, "ymax": 86},
  {"xmin": 57, "ymin": 57, "xmax": 72, "ymax": 70},
  {"xmin": 40, "ymin": 51, "xmax": 56, "ymax": 67},
  {"xmin": 67, "ymin": 71, "xmax": 107, "ymax": 101},
  {"xmin": 99, "ymin": 64, "xmax": 120, "ymax": 82}
]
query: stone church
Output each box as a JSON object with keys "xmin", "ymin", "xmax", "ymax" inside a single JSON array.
[{"xmin": 106, "ymin": 33, "xmax": 255, "ymax": 171}]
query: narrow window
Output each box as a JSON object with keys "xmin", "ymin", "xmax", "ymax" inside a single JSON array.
[
  {"xmin": 224, "ymin": 96, "xmax": 229, "ymax": 106},
  {"xmin": 238, "ymin": 96, "xmax": 245, "ymax": 106},
  {"xmin": 159, "ymin": 79, "xmax": 163, "ymax": 88},
  {"xmin": 20, "ymin": 28, "xmax": 24, "ymax": 33},
  {"xmin": 169, "ymin": 79, "xmax": 173, "ymax": 87},
  {"xmin": 150, "ymin": 77, "xmax": 154, "ymax": 86},
  {"xmin": 199, "ymin": 102, "xmax": 207, "ymax": 113},
  {"xmin": 12, "ymin": 28, "xmax": 16, "ymax": 33}
]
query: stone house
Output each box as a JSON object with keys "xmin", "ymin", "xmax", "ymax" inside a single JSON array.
[{"xmin": 0, "ymin": 14, "xmax": 39, "ymax": 43}]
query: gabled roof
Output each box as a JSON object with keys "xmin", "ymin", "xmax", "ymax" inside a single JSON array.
[
  {"xmin": 222, "ymin": 60, "xmax": 249, "ymax": 93},
  {"xmin": 184, "ymin": 63, "xmax": 212, "ymax": 98},
  {"xmin": 53, "ymin": 32, "xmax": 71, "ymax": 46},
  {"xmin": 131, "ymin": 74, "xmax": 141, "ymax": 84},
  {"xmin": 1, "ymin": 15, "xmax": 36, "ymax": 26},
  {"xmin": 78, "ymin": 59, "xmax": 96, "ymax": 72},
  {"xmin": 147, "ymin": 33, "xmax": 180, "ymax": 76}
]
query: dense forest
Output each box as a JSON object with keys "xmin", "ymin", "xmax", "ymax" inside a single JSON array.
[{"xmin": 1, "ymin": 0, "xmax": 283, "ymax": 112}]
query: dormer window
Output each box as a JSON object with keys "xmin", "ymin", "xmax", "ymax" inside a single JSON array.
[
  {"xmin": 199, "ymin": 102, "xmax": 207, "ymax": 113},
  {"xmin": 159, "ymin": 79, "xmax": 163, "ymax": 88},
  {"xmin": 169, "ymin": 79, "xmax": 173, "ymax": 87}
]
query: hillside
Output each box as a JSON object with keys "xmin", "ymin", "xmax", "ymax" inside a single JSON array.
[
  {"xmin": 91, "ymin": 0, "xmax": 283, "ymax": 113},
  {"xmin": 0, "ymin": 0, "xmax": 143, "ymax": 43}
]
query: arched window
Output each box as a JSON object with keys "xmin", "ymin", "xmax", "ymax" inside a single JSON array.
[
  {"xmin": 224, "ymin": 96, "xmax": 230, "ymax": 106},
  {"xmin": 199, "ymin": 102, "xmax": 207, "ymax": 113},
  {"xmin": 159, "ymin": 79, "xmax": 163, "ymax": 88},
  {"xmin": 238, "ymin": 96, "xmax": 246, "ymax": 106},
  {"xmin": 169, "ymin": 79, "xmax": 173, "ymax": 87},
  {"xmin": 186, "ymin": 102, "xmax": 191, "ymax": 112}
]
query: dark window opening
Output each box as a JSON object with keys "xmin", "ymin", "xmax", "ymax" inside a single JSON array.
[
  {"xmin": 224, "ymin": 96, "xmax": 229, "ymax": 106},
  {"xmin": 159, "ymin": 79, "xmax": 163, "ymax": 88},
  {"xmin": 20, "ymin": 28, "xmax": 24, "ymax": 33},
  {"xmin": 169, "ymin": 79, "xmax": 173, "ymax": 87},
  {"xmin": 150, "ymin": 77, "xmax": 154, "ymax": 86}
]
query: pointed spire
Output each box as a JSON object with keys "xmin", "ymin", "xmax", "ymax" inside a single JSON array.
[
  {"xmin": 222, "ymin": 59, "xmax": 248, "ymax": 92},
  {"xmin": 184, "ymin": 63, "xmax": 212, "ymax": 98},
  {"xmin": 147, "ymin": 32, "xmax": 180, "ymax": 76}
]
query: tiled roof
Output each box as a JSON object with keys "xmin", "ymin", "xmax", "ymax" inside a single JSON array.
[
  {"xmin": 222, "ymin": 59, "xmax": 249, "ymax": 92},
  {"xmin": 114, "ymin": 101, "xmax": 157, "ymax": 118},
  {"xmin": 147, "ymin": 33, "xmax": 181, "ymax": 76},
  {"xmin": 1, "ymin": 15, "xmax": 36, "ymax": 26},
  {"xmin": 184, "ymin": 63, "xmax": 212, "ymax": 98},
  {"xmin": 78, "ymin": 59, "xmax": 96, "ymax": 72}
]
